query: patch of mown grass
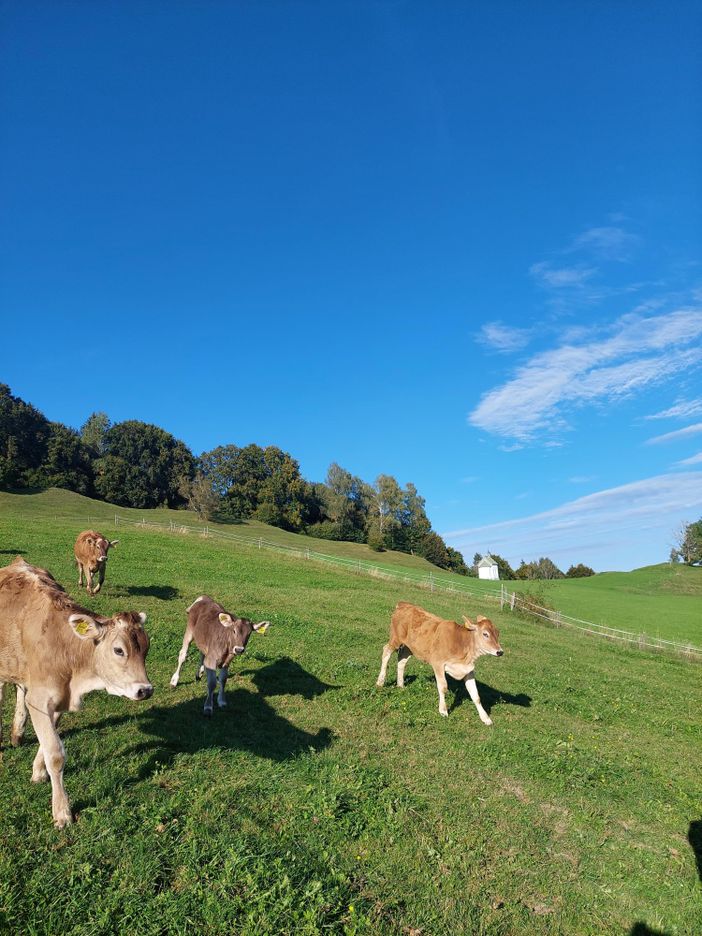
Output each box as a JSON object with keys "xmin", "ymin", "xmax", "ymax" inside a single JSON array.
[{"xmin": 0, "ymin": 493, "xmax": 701, "ymax": 934}]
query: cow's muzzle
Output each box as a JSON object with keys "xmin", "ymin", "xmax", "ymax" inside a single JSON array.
[
  {"xmin": 233, "ymin": 646, "xmax": 246, "ymax": 655},
  {"xmin": 496, "ymin": 649, "xmax": 504, "ymax": 657},
  {"xmin": 135, "ymin": 684, "xmax": 154, "ymax": 700}
]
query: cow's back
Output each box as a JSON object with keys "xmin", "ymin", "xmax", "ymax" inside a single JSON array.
[
  {"xmin": 391, "ymin": 602, "xmax": 466, "ymax": 662},
  {"xmin": 0, "ymin": 558, "xmax": 83, "ymax": 686}
]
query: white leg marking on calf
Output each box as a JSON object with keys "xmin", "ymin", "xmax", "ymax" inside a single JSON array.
[
  {"xmin": 170, "ymin": 631, "xmax": 193, "ymax": 687},
  {"xmin": 465, "ymin": 673, "xmax": 492, "ymax": 725},
  {"xmin": 396, "ymin": 647, "xmax": 411, "ymax": 688},
  {"xmin": 433, "ymin": 665, "xmax": 449, "ymax": 717},
  {"xmin": 377, "ymin": 643, "xmax": 394, "ymax": 687},
  {"xmin": 12, "ymin": 684, "xmax": 28, "ymax": 746}
]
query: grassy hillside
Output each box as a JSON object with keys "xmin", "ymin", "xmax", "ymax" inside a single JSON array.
[
  {"xmin": 0, "ymin": 492, "xmax": 700, "ymax": 934},
  {"xmin": 507, "ymin": 564, "xmax": 702, "ymax": 646}
]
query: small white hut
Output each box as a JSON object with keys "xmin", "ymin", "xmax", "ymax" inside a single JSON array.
[{"xmin": 477, "ymin": 554, "xmax": 499, "ymax": 581}]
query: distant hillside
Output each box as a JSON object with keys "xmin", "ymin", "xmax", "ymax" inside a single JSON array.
[{"xmin": 507, "ymin": 563, "xmax": 702, "ymax": 645}]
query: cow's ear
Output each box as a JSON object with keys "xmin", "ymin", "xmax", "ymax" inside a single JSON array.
[
  {"xmin": 219, "ymin": 613, "xmax": 233, "ymax": 626},
  {"xmin": 253, "ymin": 620, "xmax": 271, "ymax": 635},
  {"xmin": 462, "ymin": 616, "xmax": 477, "ymax": 631},
  {"xmin": 138, "ymin": 612, "xmax": 147, "ymax": 625},
  {"xmin": 68, "ymin": 613, "xmax": 104, "ymax": 640},
  {"xmin": 109, "ymin": 539, "xmax": 119, "ymax": 548}
]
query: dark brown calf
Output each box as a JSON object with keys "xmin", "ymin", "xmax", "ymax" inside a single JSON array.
[
  {"xmin": 74, "ymin": 530, "xmax": 119, "ymax": 595},
  {"xmin": 170, "ymin": 596, "xmax": 270, "ymax": 715},
  {"xmin": 377, "ymin": 601, "xmax": 503, "ymax": 722}
]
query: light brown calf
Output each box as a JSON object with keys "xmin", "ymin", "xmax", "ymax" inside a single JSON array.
[
  {"xmin": 377, "ymin": 601, "xmax": 504, "ymax": 722},
  {"xmin": 0, "ymin": 557, "xmax": 152, "ymax": 828},
  {"xmin": 170, "ymin": 595, "xmax": 270, "ymax": 716},
  {"xmin": 74, "ymin": 529, "xmax": 119, "ymax": 595}
]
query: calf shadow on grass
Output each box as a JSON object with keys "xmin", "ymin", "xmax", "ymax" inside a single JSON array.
[
  {"xmin": 239, "ymin": 657, "xmax": 338, "ymax": 700},
  {"xmin": 132, "ymin": 690, "xmax": 334, "ymax": 777},
  {"xmin": 402, "ymin": 674, "xmax": 531, "ymax": 714},
  {"xmin": 69, "ymin": 688, "xmax": 334, "ymax": 816},
  {"xmin": 0, "ymin": 548, "xmax": 26, "ymax": 556},
  {"xmin": 629, "ymin": 924, "xmax": 670, "ymax": 936},
  {"xmin": 689, "ymin": 819, "xmax": 702, "ymax": 881},
  {"xmin": 111, "ymin": 584, "xmax": 181, "ymax": 601}
]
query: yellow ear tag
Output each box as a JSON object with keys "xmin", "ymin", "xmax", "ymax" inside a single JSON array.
[
  {"xmin": 74, "ymin": 619, "xmax": 91, "ymax": 636},
  {"xmin": 257, "ymin": 623, "xmax": 270, "ymax": 635}
]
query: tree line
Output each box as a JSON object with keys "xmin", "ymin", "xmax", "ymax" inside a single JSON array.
[
  {"xmin": 472, "ymin": 552, "xmax": 595, "ymax": 580},
  {"xmin": 0, "ymin": 384, "xmax": 468, "ymax": 574}
]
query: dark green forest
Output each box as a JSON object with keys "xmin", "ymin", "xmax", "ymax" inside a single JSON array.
[{"xmin": 0, "ymin": 383, "xmax": 469, "ymax": 574}]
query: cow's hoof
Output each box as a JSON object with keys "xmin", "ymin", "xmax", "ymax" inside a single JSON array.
[
  {"xmin": 11, "ymin": 734, "xmax": 22, "ymax": 748},
  {"xmin": 217, "ymin": 700, "xmax": 227, "ymax": 708},
  {"xmin": 169, "ymin": 676, "xmax": 178, "ymax": 688},
  {"xmin": 32, "ymin": 768, "xmax": 49, "ymax": 783},
  {"xmin": 439, "ymin": 710, "xmax": 449, "ymax": 718},
  {"xmin": 481, "ymin": 716, "xmax": 493, "ymax": 726},
  {"xmin": 203, "ymin": 707, "xmax": 213, "ymax": 718},
  {"xmin": 53, "ymin": 809, "xmax": 73, "ymax": 829}
]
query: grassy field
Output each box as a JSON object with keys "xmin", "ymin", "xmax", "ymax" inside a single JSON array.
[
  {"xmin": 506, "ymin": 566, "xmax": 702, "ymax": 646},
  {"xmin": 0, "ymin": 491, "xmax": 701, "ymax": 934}
]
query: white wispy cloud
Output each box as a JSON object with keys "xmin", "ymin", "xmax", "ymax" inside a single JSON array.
[
  {"xmin": 529, "ymin": 261, "xmax": 596, "ymax": 289},
  {"xmin": 646, "ymin": 398, "xmax": 702, "ymax": 420},
  {"xmin": 476, "ymin": 321, "xmax": 532, "ymax": 353},
  {"xmin": 678, "ymin": 452, "xmax": 702, "ymax": 465},
  {"xmin": 570, "ymin": 225, "xmax": 640, "ymax": 261},
  {"xmin": 442, "ymin": 471, "xmax": 702, "ymax": 570},
  {"xmin": 646, "ymin": 422, "xmax": 702, "ymax": 445},
  {"xmin": 469, "ymin": 308, "xmax": 702, "ymax": 442}
]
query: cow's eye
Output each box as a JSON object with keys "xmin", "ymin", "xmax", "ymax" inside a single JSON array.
[
  {"xmin": 114, "ymin": 646, "xmax": 125, "ymax": 657},
  {"xmin": 483, "ymin": 632, "xmax": 489, "ymax": 638}
]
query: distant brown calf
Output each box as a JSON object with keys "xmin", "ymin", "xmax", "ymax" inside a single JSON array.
[
  {"xmin": 0, "ymin": 557, "xmax": 152, "ymax": 828},
  {"xmin": 74, "ymin": 530, "xmax": 119, "ymax": 595},
  {"xmin": 377, "ymin": 602, "xmax": 504, "ymax": 722},
  {"xmin": 170, "ymin": 596, "xmax": 271, "ymax": 715}
]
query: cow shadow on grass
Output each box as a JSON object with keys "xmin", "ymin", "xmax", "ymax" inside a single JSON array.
[
  {"xmin": 628, "ymin": 924, "xmax": 670, "ymax": 935},
  {"xmin": 0, "ymin": 548, "xmax": 26, "ymax": 556},
  {"xmin": 401, "ymin": 673, "xmax": 531, "ymax": 714},
  {"xmin": 110, "ymin": 584, "xmax": 181, "ymax": 601},
  {"xmin": 239, "ymin": 657, "xmax": 338, "ymax": 700},
  {"xmin": 133, "ymin": 690, "xmax": 334, "ymax": 776},
  {"xmin": 689, "ymin": 819, "xmax": 702, "ymax": 881}
]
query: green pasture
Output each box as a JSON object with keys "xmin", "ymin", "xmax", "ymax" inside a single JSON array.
[
  {"xmin": 0, "ymin": 491, "xmax": 700, "ymax": 934},
  {"xmin": 506, "ymin": 565, "xmax": 702, "ymax": 647}
]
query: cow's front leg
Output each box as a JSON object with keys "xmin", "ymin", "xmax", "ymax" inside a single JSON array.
[
  {"xmin": 195, "ymin": 653, "xmax": 205, "ymax": 681},
  {"xmin": 27, "ymin": 699, "xmax": 71, "ymax": 828},
  {"xmin": 433, "ymin": 664, "xmax": 449, "ymax": 717},
  {"xmin": 93, "ymin": 564, "xmax": 105, "ymax": 595},
  {"xmin": 203, "ymin": 668, "xmax": 217, "ymax": 716},
  {"xmin": 85, "ymin": 568, "xmax": 94, "ymax": 595},
  {"xmin": 465, "ymin": 672, "xmax": 492, "ymax": 726},
  {"xmin": 217, "ymin": 666, "xmax": 229, "ymax": 708},
  {"xmin": 77, "ymin": 562, "xmax": 84, "ymax": 588},
  {"xmin": 11, "ymin": 684, "xmax": 28, "ymax": 746}
]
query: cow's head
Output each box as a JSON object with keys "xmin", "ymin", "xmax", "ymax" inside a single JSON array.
[
  {"xmin": 219, "ymin": 613, "xmax": 271, "ymax": 655},
  {"xmin": 462, "ymin": 614, "xmax": 504, "ymax": 657},
  {"xmin": 68, "ymin": 611, "xmax": 153, "ymax": 700},
  {"xmin": 91, "ymin": 535, "xmax": 118, "ymax": 564}
]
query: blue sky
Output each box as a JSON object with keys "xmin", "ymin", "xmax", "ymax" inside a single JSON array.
[{"xmin": 2, "ymin": 1, "xmax": 701, "ymax": 572}]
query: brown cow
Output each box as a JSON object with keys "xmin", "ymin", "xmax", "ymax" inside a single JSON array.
[
  {"xmin": 170, "ymin": 595, "xmax": 270, "ymax": 716},
  {"xmin": 376, "ymin": 602, "xmax": 504, "ymax": 722},
  {"xmin": 74, "ymin": 530, "xmax": 119, "ymax": 595},
  {"xmin": 0, "ymin": 557, "xmax": 152, "ymax": 828}
]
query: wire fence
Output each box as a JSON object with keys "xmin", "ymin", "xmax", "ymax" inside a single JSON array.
[{"xmin": 95, "ymin": 512, "xmax": 702, "ymax": 663}]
